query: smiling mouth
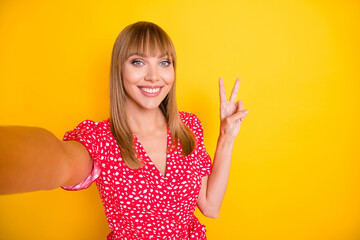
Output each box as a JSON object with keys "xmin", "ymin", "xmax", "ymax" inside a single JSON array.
[
  {"xmin": 138, "ymin": 87, "xmax": 162, "ymax": 94},
  {"xmin": 137, "ymin": 86, "xmax": 165, "ymax": 97}
]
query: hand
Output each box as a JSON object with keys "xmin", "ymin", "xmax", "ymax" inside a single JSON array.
[{"xmin": 219, "ymin": 77, "xmax": 249, "ymax": 139}]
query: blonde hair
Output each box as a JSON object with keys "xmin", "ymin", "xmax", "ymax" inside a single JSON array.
[{"xmin": 109, "ymin": 21, "xmax": 195, "ymax": 169}]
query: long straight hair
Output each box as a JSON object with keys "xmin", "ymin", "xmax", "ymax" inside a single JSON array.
[{"xmin": 109, "ymin": 21, "xmax": 195, "ymax": 169}]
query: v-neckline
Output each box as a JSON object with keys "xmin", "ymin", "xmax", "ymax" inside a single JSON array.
[{"xmin": 132, "ymin": 126, "xmax": 171, "ymax": 179}]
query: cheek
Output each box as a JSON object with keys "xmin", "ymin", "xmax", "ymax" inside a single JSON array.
[
  {"xmin": 122, "ymin": 64, "xmax": 145, "ymax": 84},
  {"xmin": 122, "ymin": 75, "xmax": 141, "ymax": 96},
  {"xmin": 122, "ymin": 76, "xmax": 138, "ymax": 96},
  {"xmin": 123, "ymin": 81, "xmax": 131, "ymax": 93},
  {"xmin": 163, "ymin": 70, "xmax": 175, "ymax": 85},
  {"xmin": 123, "ymin": 72, "xmax": 143, "ymax": 84}
]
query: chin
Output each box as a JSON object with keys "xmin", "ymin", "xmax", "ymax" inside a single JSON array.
[
  {"xmin": 134, "ymin": 99, "xmax": 162, "ymax": 110},
  {"xmin": 142, "ymin": 103, "xmax": 163, "ymax": 110}
]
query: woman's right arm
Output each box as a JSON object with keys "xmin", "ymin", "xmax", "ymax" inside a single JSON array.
[{"xmin": 0, "ymin": 126, "xmax": 93, "ymax": 194}]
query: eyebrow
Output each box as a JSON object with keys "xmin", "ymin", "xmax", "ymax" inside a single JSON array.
[{"xmin": 128, "ymin": 52, "xmax": 169, "ymax": 58}]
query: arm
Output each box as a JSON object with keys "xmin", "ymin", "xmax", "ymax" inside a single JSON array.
[
  {"xmin": 0, "ymin": 126, "xmax": 93, "ymax": 194},
  {"xmin": 197, "ymin": 77, "xmax": 249, "ymax": 218}
]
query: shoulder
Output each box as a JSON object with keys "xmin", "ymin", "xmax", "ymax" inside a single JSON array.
[
  {"xmin": 66, "ymin": 119, "xmax": 108, "ymax": 129},
  {"xmin": 179, "ymin": 111, "xmax": 199, "ymax": 124},
  {"xmin": 178, "ymin": 111, "xmax": 205, "ymax": 135},
  {"xmin": 64, "ymin": 119, "xmax": 110, "ymax": 141}
]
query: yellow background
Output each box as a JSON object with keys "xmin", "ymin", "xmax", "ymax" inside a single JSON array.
[{"xmin": 1, "ymin": 0, "xmax": 359, "ymax": 239}]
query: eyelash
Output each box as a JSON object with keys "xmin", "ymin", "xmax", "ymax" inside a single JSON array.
[
  {"xmin": 131, "ymin": 60, "xmax": 143, "ymax": 66},
  {"xmin": 131, "ymin": 59, "xmax": 171, "ymax": 66}
]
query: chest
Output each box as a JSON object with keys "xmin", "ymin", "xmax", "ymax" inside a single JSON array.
[
  {"xmin": 96, "ymin": 152, "xmax": 203, "ymax": 238},
  {"xmin": 135, "ymin": 131, "xmax": 168, "ymax": 177},
  {"xmin": 96, "ymin": 135, "xmax": 204, "ymax": 226},
  {"xmin": 104, "ymin": 149, "xmax": 203, "ymax": 212}
]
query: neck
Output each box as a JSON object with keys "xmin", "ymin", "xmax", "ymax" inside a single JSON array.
[{"xmin": 125, "ymin": 102, "xmax": 166, "ymax": 134}]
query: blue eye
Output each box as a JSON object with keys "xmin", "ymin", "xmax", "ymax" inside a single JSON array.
[
  {"xmin": 132, "ymin": 60, "xmax": 144, "ymax": 66},
  {"xmin": 160, "ymin": 60, "xmax": 171, "ymax": 66}
]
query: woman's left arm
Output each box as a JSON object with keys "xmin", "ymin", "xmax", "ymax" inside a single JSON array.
[{"xmin": 197, "ymin": 77, "xmax": 249, "ymax": 218}]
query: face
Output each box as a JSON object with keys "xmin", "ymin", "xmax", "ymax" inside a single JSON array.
[{"xmin": 121, "ymin": 50, "xmax": 175, "ymax": 111}]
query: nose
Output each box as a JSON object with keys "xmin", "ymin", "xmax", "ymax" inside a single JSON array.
[{"xmin": 145, "ymin": 65, "xmax": 159, "ymax": 82}]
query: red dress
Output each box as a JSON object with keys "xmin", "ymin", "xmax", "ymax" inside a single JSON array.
[{"xmin": 62, "ymin": 111, "xmax": 212, "ymax": 240}]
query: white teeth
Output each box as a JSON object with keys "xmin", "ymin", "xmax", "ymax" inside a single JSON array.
[{"xmin": 140, "ymin": 87, "xmax": 161, "ymax": 93}]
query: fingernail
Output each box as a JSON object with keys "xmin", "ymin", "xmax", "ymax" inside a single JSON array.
[{"xmin": 245, "ymin": 110, "xmax": 249, "ymax": 114}]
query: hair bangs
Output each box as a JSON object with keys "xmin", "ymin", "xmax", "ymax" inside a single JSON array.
[{"xmin": 122, "ymin": 23, "xmax": 176, "ymax": 63}]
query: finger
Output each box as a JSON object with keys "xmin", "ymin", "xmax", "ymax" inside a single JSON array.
[
  {"xmin": 229, "ymin": 78, "xmax": 241, "ymax": 103},
  {"xmin": 235, "ymin": 100, "xmax": 244, "ymax": 111},
  {"xmin": 225, "ymin": 109, "xmax": 249, "ymax": 123},
  {"xmin": 239, "ymin": 100, "xmax": 244, "ymax": 111},
  {"xmin": 240, "ymin": 109, "xmax": 249, "ymax": 121},
  {"xmin": 219, "ymin": 77, "xmax": 227, "ymax": 104}
]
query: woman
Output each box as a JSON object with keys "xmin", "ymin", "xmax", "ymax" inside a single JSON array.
[{"xmin": 0, "ymin": 21, "xmax": 249, "ymax": 239}]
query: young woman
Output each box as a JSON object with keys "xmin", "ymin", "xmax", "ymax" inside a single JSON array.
[{"xmin": 0, "ymin": 21, "xmax": 249, "ymax": 239}]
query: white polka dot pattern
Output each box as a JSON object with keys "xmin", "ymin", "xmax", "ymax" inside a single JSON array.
[{"xmin": 62, "ymin": 111, "xmax": 212, "ymax": 239}]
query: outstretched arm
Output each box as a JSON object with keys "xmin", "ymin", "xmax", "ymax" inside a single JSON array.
[
  {"xmin": 197, "ymin": 77, "xmax": 249, "ymax": 218},
  {"xmin": 0, "ymin": 126, "xmax": 93, "ymax": 194}
]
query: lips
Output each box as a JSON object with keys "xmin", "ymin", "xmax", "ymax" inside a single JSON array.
[
  {"xmin": 138, "ymin": 86, "xmax": 163, "ymax": 97},
  {"xmin": 139, "ymin": 87, "xmax": 161, "ymax": 93}
]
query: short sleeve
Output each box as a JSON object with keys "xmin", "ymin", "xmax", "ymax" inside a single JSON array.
[
  {"xmin": 186, "ymin": 113, "xmax": 212, "ymax": 178},
  {"xmin": 61, "ymin": 120, "xmax": 102, "ymax": 191}
]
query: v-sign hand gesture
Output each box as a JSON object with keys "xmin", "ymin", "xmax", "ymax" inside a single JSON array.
[
  {"xmin": 219, "ymin": 77, "xmax": 249, "ymax": 139},
  {"xmin": 196, "ymin": 77, "xmax": 249, "ymax": 218}
]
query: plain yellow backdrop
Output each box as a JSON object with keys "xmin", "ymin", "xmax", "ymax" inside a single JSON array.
[{"xmin": 1, "ymin": 0, "xmax": 359, "ymax": 239}]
